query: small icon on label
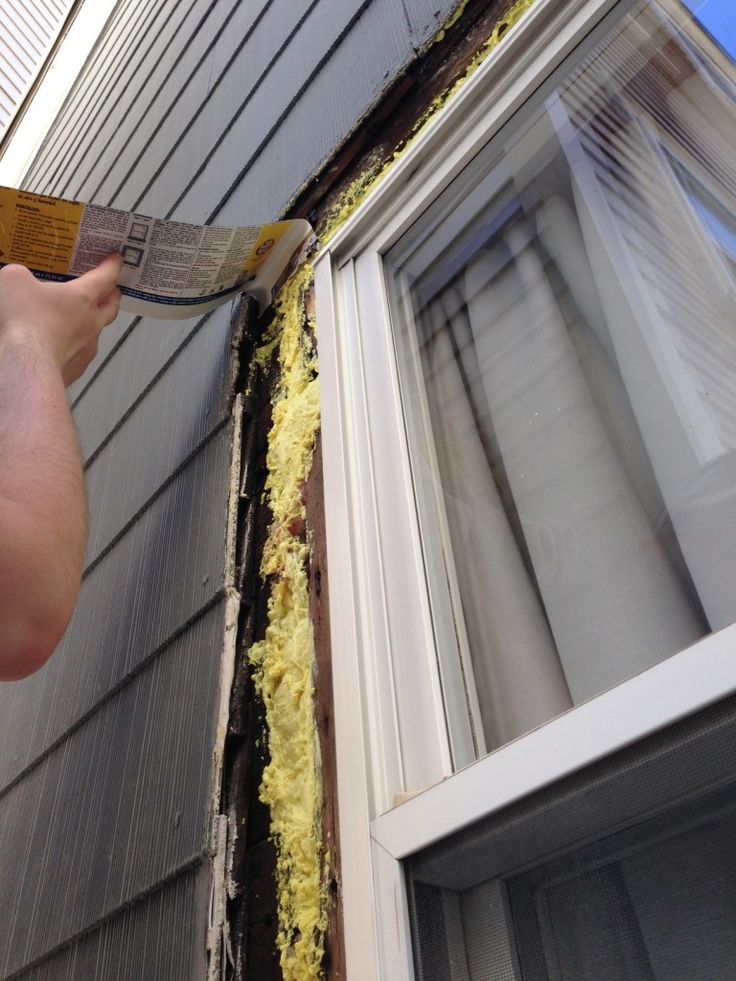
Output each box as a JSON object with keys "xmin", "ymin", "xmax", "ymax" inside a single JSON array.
[{"xmin": 256, "ymin": 239, "xmax": 275, "ymax": 257}]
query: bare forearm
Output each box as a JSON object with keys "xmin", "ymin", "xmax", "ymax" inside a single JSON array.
[
  {"xmin": 0, "ymin": 327, "xmax": 86, "ymax": 678},
  {"xmin": 0, "ymin": 255, "xmax": 120, "ymax": 679}
]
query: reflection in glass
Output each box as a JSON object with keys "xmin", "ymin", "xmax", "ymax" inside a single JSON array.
[{"xmin": 386, "ymin": 0, "xmax": 736, "ymax": 753}]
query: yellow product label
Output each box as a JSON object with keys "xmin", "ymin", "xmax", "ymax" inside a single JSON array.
[
  {"xmin": 0, "ymin": 187, "xmax": 84, "ymax": 274},
  {"xmin": 242, "ymin": 222, "xmax": 288, "ymax": 277}
]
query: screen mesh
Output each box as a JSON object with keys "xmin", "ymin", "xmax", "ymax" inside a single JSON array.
[{"xmin": 407, "ymin": 695, "xmax": 736, "ymax": 980}]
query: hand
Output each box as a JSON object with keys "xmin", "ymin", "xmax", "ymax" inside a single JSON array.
[{"xmin": 0, "ymin": 253, "xmax": 123, "ymax": 386}]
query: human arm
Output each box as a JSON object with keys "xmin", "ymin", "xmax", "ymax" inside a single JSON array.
[{"xmin": 0, "ymin": 255, "xmax": 122, "ymax": 680}]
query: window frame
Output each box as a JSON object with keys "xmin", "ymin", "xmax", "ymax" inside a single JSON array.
[{"xmin": 313, "ymin": 0, "xmax": 736, "ymax": 976}]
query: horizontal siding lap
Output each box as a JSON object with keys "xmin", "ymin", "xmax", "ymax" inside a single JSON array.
[
  {"xmin": 0, "ymin": 104, "xmax": 15, "ymax": 134},
  {"xmin": 44, "ymin": 0, "xmax": 204, "ymax": 199},
  {"xmin": 0, "ymin": 42, "xmax": 33, "ymax": 86},
  {"xmin": 0, "ymin": 604, "xmax": 224, "ymax": 977},
  {"xmin": 82, "ymin": 312, "xmax": 232, "ymax": 566},
  {"xmin": 1, "ymin": 20, "xmax": 44, "ymax": 63},
  {"xmin": 212, "ymin": 0, "xmax": 452, "ymax": 226},
  {"xmin": 88, "ymin": 0, "xmax": 315, "ymax": 214},
  {"xmin": 25, "ymin": 0, "xmax": 154, "ymax": 192},
  {"xmin": 0, "ymin": 428, "xmax": 232, "ymax": 793},
  {"xmin": 136, "ymin": 0, "xmax": 372, "ymax": 222},
  {"xmin": 13, "ymin": 866, "xmax": 209, "ymax": 981},
  {"xmin": 1, "ymin": 3, "xmax": 49, "ymax": 54},
  {"xmin": 66, "ymin": 0, "xmax": 260, "ymax": 205},
  {"xmin": 10, "ymin": 0, "xmax": 55, "ymax": 36},
  {"xmin": 125, "ymin": 0, "xmax": 456, "ymax": 226},
  {"xmin": 0, "ymin": 0, "xmax": 73, "ymax": 135},
  {"xmin": 65, "ymin": 311, "xmax": 140, "ymax": 404},
  {"xmin": 75, "ymin": 302, "xmax": 232, "ymax": 464}
]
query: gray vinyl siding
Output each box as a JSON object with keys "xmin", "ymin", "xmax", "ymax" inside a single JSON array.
[
  {"xmin": 0, "ymin": 0, "xmax": 74, "ymax": 132},
  {"xmin": 25, "ymin": 0, "xmax": 454, "ymax": 223},
  {"xmin": 0, "ymin": 608, "xmax": 223, "ymax": 977},
  {"xmin": 0, "ymin": 434, "xmax": 232, "ymax": 795},
  {"xmin": 12, "ymin": 868, "xmax": 209, "ymax": 981},
  {"xmin": 0, "ymin": 0, "xmax": 459, "ymax": 975}
]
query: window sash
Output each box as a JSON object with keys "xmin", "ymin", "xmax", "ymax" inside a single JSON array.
[{"xmin": 313, "ymin": 0, "xmax": 736, "ymax": 976}]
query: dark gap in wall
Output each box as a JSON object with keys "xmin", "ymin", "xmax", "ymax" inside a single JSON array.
[
  {"xmin": 221, "ymin": 296, "xmax": 281, "ymax": 981},
  {"xmin": 223, "ymin": 291, "xmax": 344, "ymax": 980}
]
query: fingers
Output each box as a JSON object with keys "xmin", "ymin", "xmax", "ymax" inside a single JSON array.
[{"xmin": 1, "ymin": 257, "xmax": 123, "ymax": 333}]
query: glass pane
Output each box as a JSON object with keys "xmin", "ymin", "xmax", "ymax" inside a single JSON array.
[{"xmin": 385, "ymin": 0, "xmax": 736, "ymax": 754}]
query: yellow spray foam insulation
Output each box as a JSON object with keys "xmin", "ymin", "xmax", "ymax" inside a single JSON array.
[
  {"xmin": 248, "ymin": 262, "xmax": 325, "ymax": 981},
  {"xmin": 247, "ymin": 3, "xmax": 538, "ymax": 975},
  {"xmin": 320, "ymin": 0, "xmax": 538, "ymax": 243},
  {"xmin": 432, "ymin": 0, "xmax": 472, "ymax": 45}
]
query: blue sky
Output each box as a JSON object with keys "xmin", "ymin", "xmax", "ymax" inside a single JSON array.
[{"xmin": 682, "ymin": 0, "xmax": 736, "ymax": 59}]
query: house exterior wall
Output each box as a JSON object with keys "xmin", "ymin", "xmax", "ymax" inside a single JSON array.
[
  {"xmin": 0, "ymin": 0, "xmax": 74, "ymax": 133},
  {"xmin": 0, "ymin": 0, "xmax": 462, "ymax": 976}
]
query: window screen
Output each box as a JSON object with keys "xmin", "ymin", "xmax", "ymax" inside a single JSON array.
[
  {"xmin": 385, "ymin": 0, "xmax": 736, "ymax": 755},
  {"xmin": 406, "ymin": 695, "xmax": 736, "ymax": 981}
]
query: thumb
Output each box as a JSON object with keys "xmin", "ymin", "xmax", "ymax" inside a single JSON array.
[{"xmin": 72, "ymin": 253, "xmax": 123, "ymax": 303}]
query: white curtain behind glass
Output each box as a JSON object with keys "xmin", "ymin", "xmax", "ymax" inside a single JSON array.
[
  {"xmin": 558, "ymin": 43, "xmax": 736, "ymax": 631},
  {"xmin": 415, "ymin": 5, "xmax": 736, "ymax": 750},
  {"xmin": 425, "ymin": 213, "xmax": 705, "ymax": 748},
  {"xmin": 427, "ymin": 293, "xmax": 573, "ymax": 749},
  {"xmin": 464, "ymin": 220, "xmax": 704, "ymax": 702}
]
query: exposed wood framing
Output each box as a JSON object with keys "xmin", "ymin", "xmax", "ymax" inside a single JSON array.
[
  {"xmin": 220, "ymin": 0, "xmax": 536, "ymax": 977},
  {"xmin": 304, "ymin": 434, "xmax": 345, "ymax": 980},
  {"xmin": 290, "ymin": 0, "xmax": 526, "ymax": 230}
]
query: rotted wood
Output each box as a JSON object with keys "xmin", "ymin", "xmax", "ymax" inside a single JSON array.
[
  {"xmin": 291, "ymin": 0, "xmax": 520, "ymax": 232},
  {"xmin": 224, "ymin": 303, "xmax": 281, "ymax": 981},
  {"xmin": 304, "ymin": 433, "xmax": 345, "ymax": 980}
]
